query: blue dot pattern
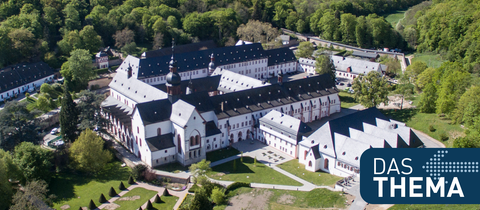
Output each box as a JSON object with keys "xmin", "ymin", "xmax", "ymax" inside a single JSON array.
[{"xmin": 423, "ymin": 150, "xmax": 479, "ymax": 180}]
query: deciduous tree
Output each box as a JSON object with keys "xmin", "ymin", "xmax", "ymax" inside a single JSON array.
[
  {"xmin": 69, "ymin": 129, "xmax": 112, "ymax": 174},
  {"xmin": 315, "ymin": 54, "xmax": 336, "ymax": 83},
  {"xmin": 295, "ymin": 41, "xmax": 314, "ymax": 58},
  {"xmin": 60, "ymin": 49, "xmax": 95, "ymax": 91},
  {"xmin": 77, "ymin": 90, "xmax": 106, "ymax": 130},
  {"xmin": 113, "ymin": 28, "xmax": 135, "ymax": 48},
  {"xmin": 0, "ymin": 101, "xmax": 40, "ymax": 151},
  {"xmin": 10, "ymin": 180, "xmax": 54, "ymax": 210},
  {"xmin": 13, "ymin": 142, "xmax": 53, "ymax": 184},
  {"xmin": 352, "ymin": 71, "xmax": 389, "ymax": 108}
]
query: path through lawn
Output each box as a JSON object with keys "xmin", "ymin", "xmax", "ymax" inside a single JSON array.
[{"xmin": 113, "ymin": 187, "xmax": 157, "ymax": 210}]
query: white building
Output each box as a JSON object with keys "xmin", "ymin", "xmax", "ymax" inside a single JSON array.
[
  {"xmin": 259, "ymin": 110, "xmax": 311, "ymax": 158},
  {"xmin": 298, "ymin": 108, "xmax": 423, "ymax": 177},
  {"xmin": 298, "ymin": 56, "xmax": 385, "ymax": 79},
  {"xmin": 0, "ymin": 62, "xmax": 55, "ymax": 101},
  {"xmin": 102, "ymin": 43, "xmax": 341, "ymax": 168},
  {"xmin": 96, "ymin": 51, "xmax": 109, "ymax": 69}
]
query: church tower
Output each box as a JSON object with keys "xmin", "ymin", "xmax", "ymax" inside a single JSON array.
[
  {"xmin": 166, "ymin": 40, "xmax": 181, "ymax": 103},
  {"xmin": 208, "ymin": 53, "xmax": 215, "ymax": 76}
]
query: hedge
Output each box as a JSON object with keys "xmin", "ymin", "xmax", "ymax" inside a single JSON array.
[{"xmin": 225, "ymin": 182, "xmax": 251, "ymax": 194}]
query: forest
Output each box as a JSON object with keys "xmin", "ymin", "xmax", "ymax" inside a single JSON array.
[{"xmin": 0, "ymin": 0, "xmax": 423, "ymax": 69}]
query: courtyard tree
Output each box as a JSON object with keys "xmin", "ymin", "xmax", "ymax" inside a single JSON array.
[
  {"xmin": 352, "ymin": 71, "xmax": 390, "ymax": 108},
  {"xmin": 189, "ymin": 188, "xmax": 212, "ymax": 210},
  {"xmin": 77, "ymin": 90, "xmax": 106, "ymax": 130},
  {"xmin": 69, "ymin": 129, "xmax": 112, "ymax": 174},
  {"xmin": 393, "ymin": 74, "xmax": 415, "ymax": 110},
  {"xmin": 9, "ymin": 180, "xmax": 55, "ymax": 210},
  {"xmin": 13, "ymin": 142, "xmax": 53, "ymax": 184},
  {"xmin": 315, "ymin": 54, "xmax": 336, "ymax": 83},
  {"xmin": 0, "ymin": 101, "xmax": 40, "ymax": 151},
  {"xmin": 60, "ymin": 89, "xmax": 79, "ymax": 142},
  {"xmin": 295, "ymin": 41, "xmax": 314, "ymax": 58},
  {"xmin": 61, "ymin": 49, "xmax": 95, "ymax": 91},
  {"xmin": 189, "ymin": 159, "xmax": 211, "ymax": 178},
  {"xmin": 210, "ymin": 187, "xmax": 226, "ymax": 205}
]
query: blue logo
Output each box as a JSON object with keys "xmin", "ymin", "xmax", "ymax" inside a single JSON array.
[{"xmin": 360, "ymin": 148, "xmax": 480, "ymax": 204}]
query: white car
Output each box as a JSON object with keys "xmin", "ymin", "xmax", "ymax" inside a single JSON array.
[{"xmin": 50, "ymin": 128, "xmax": 58, "ymax": 135}]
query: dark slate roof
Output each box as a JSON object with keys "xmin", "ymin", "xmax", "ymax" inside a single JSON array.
[
  {"xmin": 352, "ymin": 51, "xmax": 379, "ymax": 59},
  {"xmin": 153, "ymin": 75, "xmax": 221, "ymax": 94},
  {"xmin": 0, "ymin": 61, "xmax": 55, "ymax": 92},
  {"xmin": 146, "ymin": 133, "xmax": 175, "ymax": 152},
  {"xmin": 328, "ymin": 108, "xmax": 390, "ymax": 137},
  {"xmin": 142, "ymin": 40, "xmax": 217, "ymax": 58},
  {"xmin": 312, "ymin": 144, "xmax": 321, "ymax": 159},
  {"xmin": 209, "ymin": 74, "xmax": 337, "ymax": 119},
  {"xmin": 135, "ymin": 99, "xmax": 172, "ymax": 125},
  {"xmin": 136, "ymin": 43, "xmax": 267, "ymax": 78},
  {"xmin": 205, "ymin": 121, "xmax": 221, "ymax": 137},
  {"xmin": 103, "ymin": 105, "xmax": 132, "ymax": 131},
  {"xmin": 266, "ymin": 47, "xmax": 297, "ymax": 66}
]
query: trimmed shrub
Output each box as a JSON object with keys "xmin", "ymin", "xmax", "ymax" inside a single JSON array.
[
  {"xmin": 188, "ymin": 184, "xmax": 199, "ymax": 193},
  {"xmin": 131, "ymin": 164, "xmax": 147, "ymax": 180},
  {"xmin": 138, "ymin": 207, "xmax": 143, "ymax": 210},
  {"xmin": 440, "ymin": 132, "xmax": 449, "ymax": 141},
  {"xmin": 109, "ymin": 187, "xmax": 117, "ymax": 197},
  {"xmin": 25, "ymin": 92, "xmax": 30, "ymax": 97},
  {"xmin": 128, "ymin": 176, "xmax": 135, "ymax": 184},
  {"xmin": 163, "ymin": 188, "xmax": 171, "ymax": 196},
  {"xmin": 99, "ymin": 193, "xmax": 107, "ymax": 203},
  {"xmin": 146, "ymin": 200, "xmax": 153, "ymax": 209},
  {"xmin": 78, "ymin": 207, "xmax": 82, "ymax": 210},
  {"xmin": 119, "ymin": 181, "xmax": 126, "ymax": 190},
  {"xmin": 154, "ymin": 194, "xmax": 162, "ymax": 203},
  {"xmin": 88, "ymin": 199, "xmax": 96, "ymax": 210},
  {"xmin": 428, "ymin": 125, "xmax": 436, "ymax": 132},
  {"xmin": 226, "ymin": 182, "xmax": 251, "ymax": 194}
]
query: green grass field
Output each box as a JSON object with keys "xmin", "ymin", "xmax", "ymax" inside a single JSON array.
[
  {"xmin": 151, "ymin": 195, "xmax": 179, "ymax": 209},
  {"xmin": 390, "ymin": 204, "xmax": 480, "ymax": 210},
  {"xmin": 207, "ymin": 157, "xmax": 302, "ymax": 186},
  {"xmin": 206, "ymin": 147, "xmax": 240, "ymax": 162},
  {"xmin": 277, "ymin": 159, "xmax": 342, "ymax": 187},
  {"xmin": 384, "ymin": 10, "xmax": 407, "ymax": 27},
  {"xmin": 381, "ymin": 109, "xmax": 464, "ymax": 147},
  {"xmin": 50, "ymin": 161, "xmax": 131, "ymax": 210},
  {"xmin": 339, "ymin": 91, "xmax": 358, "ymax": 108},
  {"xmin": 178, "ymin": 194, "xmax": 194, "ymax": 209},
  {"xmin": 412, "ymin": 52, "xmax": 446, "ymax": 68},
  {"xmin": 113, "ymin": 187, "xmax": 158, "ymax": 210}
]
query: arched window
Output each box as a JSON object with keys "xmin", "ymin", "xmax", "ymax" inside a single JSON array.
[
  {"xmin": 308, "ymin": 161, "xmax": 312, "ymax": 167},
  {"xmin": 136, "ymin": 136, "xmax": 138, "ymax": 145},
  {"xmin": 324, "ymin": 158, "xmax": 329, "ymax": 170},
  {"xmin": 190, "ymin": 136, "xmax": 194, "ymax": 146},
  {"xmin": 195, "ymin": 135, "xmax": 201, "ymax": 146},
  {"xmin": 157, "ymin": 128, "xmax": 161, "ymax": 136}
]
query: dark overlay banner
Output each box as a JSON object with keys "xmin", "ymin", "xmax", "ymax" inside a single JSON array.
[{"xmin": 360, "ymin": 148, "xmax": 480, "ymax": 204}]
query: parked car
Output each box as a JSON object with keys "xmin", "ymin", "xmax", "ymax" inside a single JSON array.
[
  {"xmin": 50, "ymin": 128, "xmax": 58, "ymax": 135},
  {"xmin": 339, "ymin": 83, "xmax": 345, "ymax": 86},
  {"xmin": 347, "ymin": 83, "xmax": 352, "ymax": 87}
]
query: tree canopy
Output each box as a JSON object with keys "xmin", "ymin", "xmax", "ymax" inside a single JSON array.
[
  {"xmin": 352, "ymin": 71, "xmax": 389, "ymax": 108},
  {"xmin": 295, "ymin": 41, "xmax": 314, "ymax": 58},
  {"xmin": 0, "ymin": 101, "xmax": 40, "ymax": 151},
  {"xmin": 69, "ymin": 129, "xmax": 112, "ymax": 174},
  {"xmin": 13, "ymin": 142, "xmax": 53, "ymax": 184},
  {"xmin": 315, "ymin": 54, "xmax": 336, "ymax": 83}
]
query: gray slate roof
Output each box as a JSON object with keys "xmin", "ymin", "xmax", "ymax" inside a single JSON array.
[
  {"xmin": 352, "ymin": 51, "xmax": 379, "ymax": 59},
  {"xmin": 0, "ymin": 61, "xmax": 55, "ymax": 92},
  {"xmin": 109, "ymin": 72, "xmax": 167, "ymax": 103},
  {"xmin": 217, "ymin": 70, "xmax": 269, "ymax": 93},
  {"xmin": 260, "ymin": 110, "xmax": 311, "ymax": 143},
  {"xmin": 331, "ymin": 55, "xmax": 383, "ymax": 75},
  {"xmin": 146, "ymin": 133, "xmax": 175, "ymax": 152}
]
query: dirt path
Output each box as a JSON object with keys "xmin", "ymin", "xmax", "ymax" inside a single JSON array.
[{"xmin": 225, "ymin": 189, "xmax": 272, "ymax": 210}]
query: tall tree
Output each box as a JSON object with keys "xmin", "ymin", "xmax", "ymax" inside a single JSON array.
[
  {"xmin": 79, "ymin": 25, "xmax": 103, "ymax": 54},
  {"xmin": 69, "ymin": 129, "xmax": 112, "ymax": 174},
  {"xmin": 352, "ymin": 71, "xmax": 390, "ymax": 108},
  {"xmin": 77, "ymin": 90, "xmax": 106, "ymax": 130},
  {"xmin": 0, "ymin": 149, "xmax": 15, "ymax": 210},
  {"xmin": 8, "ymin": 28, "xmax": 36, "ymax": 60},
  {"xmin": 295, "ymin": 41, "xmax": 314, "ymax": 58},
  {"xmin": 13, "ymin": 142, "xmax": 53, "ymax": 184},
  {"xmin": 189, "ymin": 188, "xmax": 212, "ymax": 210},
  {"xmin": 340, "ymin": 13, "xmax": 357, "ymax": 43},
  {"xmin": 453, "ymin": 86, "xmax": 480, "ymax": 126},
  {"xmin": 60, "ymin": 49, "xmax": 95, "ymax": 91},
  {"xmin": 9, "ymin": 180, "xmax": 54, "ymax": 210},
  {"xmin": 315, "ymin": 54, "xmax": 336, "ymax": 83},
  {"xmin": 113, "ymin": 28, "xmax": 135, "ymax": 48},
  {"xmin": 0, "ymin": 101, "xmax": 40, "ymax": 151},
  {"xmin": 60, "ymin": 89, "xmax": 79, "ymax": 143},
  {"xmin": 417, "ymin": 83, "xmax": 437, "ymax": 113}
]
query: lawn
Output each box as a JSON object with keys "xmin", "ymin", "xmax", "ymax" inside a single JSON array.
[
  {"xmin": 269, "ymin": 188, "xmax": 346, "ymax": 209},
  {"xmin": 380, "ymin": 109, "xmax": 464, "ymax": 147},
  {"xmin": 389, "ymin": 204, "xmax": 480, "ymax": 210},
  {"xmin": 277, "ymin": 159, "xmax": 342, "ymax": 187},
  {"xmin": 383, "ymin": 10, "xmax": 407, "ymax": 27},
  {"xmin": 151, "ymin": 195, "xmax": 179, "ymax": 210},
  {"xmin": 206, "ymin": 147, "xmax": 240, "ymax": 162},
  {"xmin": 178, "ymin": 194, "xmax": 194, "ymax": 209},
  {"xmin": 411, "ymin": 52, "xmax": 446, "ymax": 68},
  {"xmin": 217, "ymin": 187, "xmax": 345, "ymax": 210},
  {"xmin": 338, "ymin": 91, "xmax": 358, "ymax": 109},
  {"xmin": 50, "ymin": 161, "xmax": 131, "ymax": 210},
  {"xmin": 207, "ymin": 157, "xmax": 302, "ymax": 186},
  {"xmin": 113, "ymin": 187, "xmax": 158, "ymax": 210},
  {"xmin": 154, "ymin": 161, "xmax": 189, "ymax": 173}
]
